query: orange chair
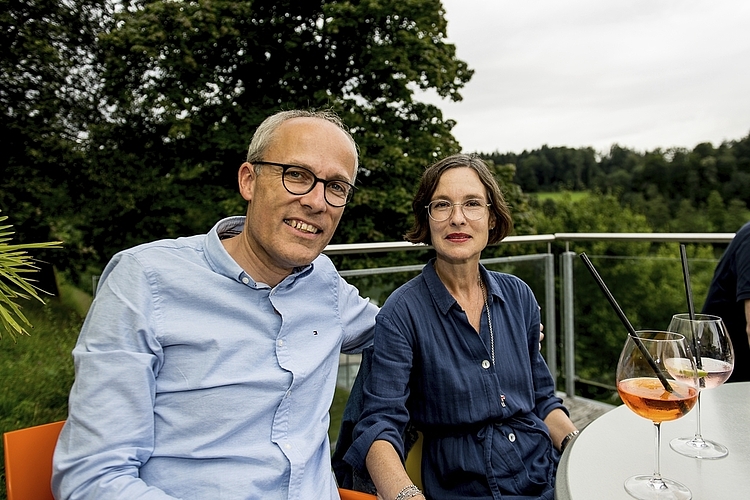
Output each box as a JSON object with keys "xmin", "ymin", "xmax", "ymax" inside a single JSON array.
[
  {"xmin": 339, "ymin": 487, "xmax": 378, "ymax": 499},
  {"xmin": 3, "ymin": 420, "xmax": 65, "ymax": 500},
  {"xmin": 3, "ymin": 421, "xmax": 377, "ymax": 500}
]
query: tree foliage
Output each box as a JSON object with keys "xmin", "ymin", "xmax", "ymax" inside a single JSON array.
[
  {"xmin": 3, "ymin": 4, "xmax": 747, "ymax": 398},
  {"xmin": 0, "ymin": 0, "xmax": 108, "ymax": 288},
  {"xmin": 1, "ymin": 0, "xmax": 474, "ymax": 287},
  {"xmin": 532, "ymin": 193, "xmax": 720, "ymax": 400},
  {"xmin": 94, "ymin": 0, "xmax": 474, "ymax": 250},
  {"xmin": 483, "ymin": 134, "xmax": 750, "ymax": 233}
]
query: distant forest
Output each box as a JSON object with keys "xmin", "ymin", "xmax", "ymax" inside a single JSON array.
[
  {"xmin": 475, "ymin": 137, "xmax": 750, "ymax": 398},
  {"xmin": 481, "ymin": 134, "xmax": 750, "ymax": 233}
]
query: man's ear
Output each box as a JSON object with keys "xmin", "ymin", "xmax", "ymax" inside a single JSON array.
[{"xmin": 238, "ymin": 162, "xmax": 255, "ymax": 202}]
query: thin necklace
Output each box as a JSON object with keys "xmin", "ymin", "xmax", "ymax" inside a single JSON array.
[{"xmin": 478, "ymin": 277, "xmax": 495, "ymax": 366}]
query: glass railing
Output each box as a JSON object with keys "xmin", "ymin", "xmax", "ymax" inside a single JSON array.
[{"xmin": 326, "ymin": 232, "xmax": 735, "ymax": 403}]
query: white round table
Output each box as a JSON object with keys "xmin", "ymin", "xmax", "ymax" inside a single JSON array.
[{"xmin": 556, "ymin": 381, "xmax": 750, "ymax": 500}]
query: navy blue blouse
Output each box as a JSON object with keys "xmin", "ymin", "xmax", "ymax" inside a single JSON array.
[{"xmin": 345, "ymin": 259, "xmax": 565, "ymax": 500}]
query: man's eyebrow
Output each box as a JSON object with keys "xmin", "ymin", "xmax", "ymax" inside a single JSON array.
[{"xmin": 282, "ymin": 160, "xmax": 355, "ymax": 183}]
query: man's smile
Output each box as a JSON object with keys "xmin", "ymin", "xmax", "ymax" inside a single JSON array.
[{"xmin": 285, "ymin": 219, "xmax": 321, "ymax": 234}]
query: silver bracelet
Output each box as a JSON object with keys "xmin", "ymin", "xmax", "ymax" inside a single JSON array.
[
  {"xmin": 394, "ymin": 484, "xmax": 423, "ymax": 500},
  {"xmin": 560, "ymin": 430, "xmax": 579, "ymax": 452}
]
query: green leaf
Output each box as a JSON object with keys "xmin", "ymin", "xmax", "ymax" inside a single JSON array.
[{"xmin": 0, "ymin": 212, "xmax": 62, "ymax": 341}]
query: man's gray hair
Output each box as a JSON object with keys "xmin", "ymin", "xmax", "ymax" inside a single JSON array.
[{"xmin": 246, "ymin": 109, "xmax": 359, "ymax": 181}]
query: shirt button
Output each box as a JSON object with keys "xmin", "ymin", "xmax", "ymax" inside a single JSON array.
[
  {"xmin": 278, "ymin": 339, "xmax": 284, "ymax": 347},
  {"xmin": 241, "ymin": 276, "xmax": 250, "ymax": 284},
  {"xmin": 481, "ymin": 360, "xmax": 491, "ymax": 369},
  {"xmin": 508, "ymin": 433, "xmax": 516, "ymax": 443},
  {"xmin": 284, "ymin": 443, "xmax": 292, "ymax": 450}
]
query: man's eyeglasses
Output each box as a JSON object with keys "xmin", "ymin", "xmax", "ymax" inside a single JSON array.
[
  {"xmin": 426, "ymin": 199, "xmax": 491, "ymax": 222},
  {"xmin": 253, "ymin": 161, "xmax": 356, "ymax": 207}
]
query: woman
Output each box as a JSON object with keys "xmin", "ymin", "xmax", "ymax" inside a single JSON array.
[{"xmin": 343, "ymin": 154, "xmax": 577, "ymax": 500}]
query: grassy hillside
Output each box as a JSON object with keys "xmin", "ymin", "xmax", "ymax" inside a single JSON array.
[{"xmin": 532, "ymin": 191, "xmax": 591, "ymax": 202}]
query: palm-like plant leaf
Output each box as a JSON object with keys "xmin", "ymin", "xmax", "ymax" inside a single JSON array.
[{"xmin": 0, "ymin": 214, "xmax": 62, "ymax": 340}]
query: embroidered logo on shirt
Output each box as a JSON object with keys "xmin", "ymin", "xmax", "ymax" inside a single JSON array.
[{"xmin": 313, "ymin": 330, "xmax": 318, "ymax": 336}]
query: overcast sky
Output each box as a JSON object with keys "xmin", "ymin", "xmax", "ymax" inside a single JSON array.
[{"xmin": 416, "ymin": 0, "xmax": 750, "ymax": 155}]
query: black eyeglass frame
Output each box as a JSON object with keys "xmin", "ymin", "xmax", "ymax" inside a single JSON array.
[{"xmin": 252, "ymin": 160, "xmax": 357, "ymax": 207}]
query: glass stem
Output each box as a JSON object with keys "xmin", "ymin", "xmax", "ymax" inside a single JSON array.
[
  {"xmin": 653, "ymin": 422, "xmax": 663, "ymax": 481},
  {"xmin": 694, "ymin": 391, "xmax": 703, "ymax": 440}
]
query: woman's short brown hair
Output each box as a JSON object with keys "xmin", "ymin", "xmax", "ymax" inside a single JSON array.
[{"xmin": 404, "ymin": 154, "xmax": 513, "ymax": 245}]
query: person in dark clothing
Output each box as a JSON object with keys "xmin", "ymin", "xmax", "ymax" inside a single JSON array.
[
  {"xmin": 702, "ymin": 221, "xmax": 750, "ymax": 383},
  {"xmin": 342, "ymin": 154, "xmax": 577, "ymax": 500}
]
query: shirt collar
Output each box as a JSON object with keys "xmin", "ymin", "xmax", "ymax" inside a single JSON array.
[
  {"xmin": 204, "ymin": 216, "xmax": 246, "ymax": 282},
  {"xmin": 204, "ymin": 216, "xmax": 314, "ymax": 286},
  {"xmin": 423, "ymin": 258, "xmax": 506, "ymax": 315}
]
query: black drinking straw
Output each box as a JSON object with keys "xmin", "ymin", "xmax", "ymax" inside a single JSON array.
[
  {"xmin": 679, "ymin": 244, "xmax": 696, "ymax": 322},
  {"xmin": 579, "ymin": 252, "xmax": 675, "ymax": 393},
  {"xmin": 680, "ymin": 244, "xmax": 704, "ymax": 373}
]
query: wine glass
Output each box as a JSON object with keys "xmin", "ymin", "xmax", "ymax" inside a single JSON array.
[
  {"xmin": 667, "ymin": 313, "xmax": 735, "ymax": 459},
  {"xmin": 616, "ymin": 331, "xmax": 699, "ymax": 500}
]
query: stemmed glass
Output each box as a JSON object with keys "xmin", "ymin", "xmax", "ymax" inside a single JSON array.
[
  {"xmin": 616, "ymin": 331, "xmax": 699, "ymax": 500},
  {"xmin": 667, "ymin": 313, "xmax": 735, "ymax": 459}
]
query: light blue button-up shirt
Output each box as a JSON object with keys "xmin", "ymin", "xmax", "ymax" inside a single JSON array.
[{"xmin": 52, "ymin": 217, "xmax": 377, "ymax": 499}]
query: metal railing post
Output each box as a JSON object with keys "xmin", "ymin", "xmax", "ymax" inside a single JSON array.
[
  {"xmin": 544, "ymin": 253, "xmax": 557, "ymax": 388},
  {"xmin": 561, "ymin": 251, "xmax": 576, "ymax": 398}
]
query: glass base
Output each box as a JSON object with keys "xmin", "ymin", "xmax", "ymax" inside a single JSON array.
[
  {"xmin": 624, "ymin": 474, "xmax": 691, "ymax": 500},
  {"xmin": 670, "ymin": 436, "xmax": 729, "ymax": 459}
]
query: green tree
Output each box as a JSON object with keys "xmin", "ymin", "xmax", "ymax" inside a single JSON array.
[
  {"xmin": 706, "ymin": 190, "xmax": 725, "ymax": 232},
  {"xmin": 73, "ymin": 0, "xmax": 473, "ymax": 279},
  {"xmin": 1, "ymin": 0, "xmax": 473, "ymax": 285},
  {"xmin": 533, "ymin": 193, "xmax": 718, "ymax": 399},
  {"xmin": 0, "ymin": 0, "xmax": 107, "ymax": 289},
  {"xmin": 723, "ymin": 199, "xmax": 750, "ymax": 233},
  {"xmin": 670, "ymin": 199, "xmax": 712, "ymax": 233},
  {"xmin": 519, "ymin": 154, "xmax": 555, "ymax": 191}
]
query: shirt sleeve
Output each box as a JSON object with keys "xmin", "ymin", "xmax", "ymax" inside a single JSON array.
[
  {"xmin": 529, "ymin": 323, "xmax": 568, "ymax": 420},
  {"xmin": 52, "ymin": 252, "xmax": 177, "ymax": 500},
  {"xmin": 735, "ymin": 230, "xmax": 750, "ymax": 301},
  {"xmin": 338, "ymin": 275, "xmax": 378, "ymax": 354},
  {"xmin": 343, "ymin": 310, "xmax": 413, "ymax": 472},
  {"xmin": 524, "ymin": 288, "xmax": 566, "ymax": 421}
]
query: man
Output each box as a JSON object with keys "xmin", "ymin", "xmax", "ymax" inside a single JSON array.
[
  {"xmin": 702, "ymin": 221, "xmax": 750, "ymax": 383},
  {"xmin": 52, "ymin": 110, "xmax": 378, "ymax": 499}
]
